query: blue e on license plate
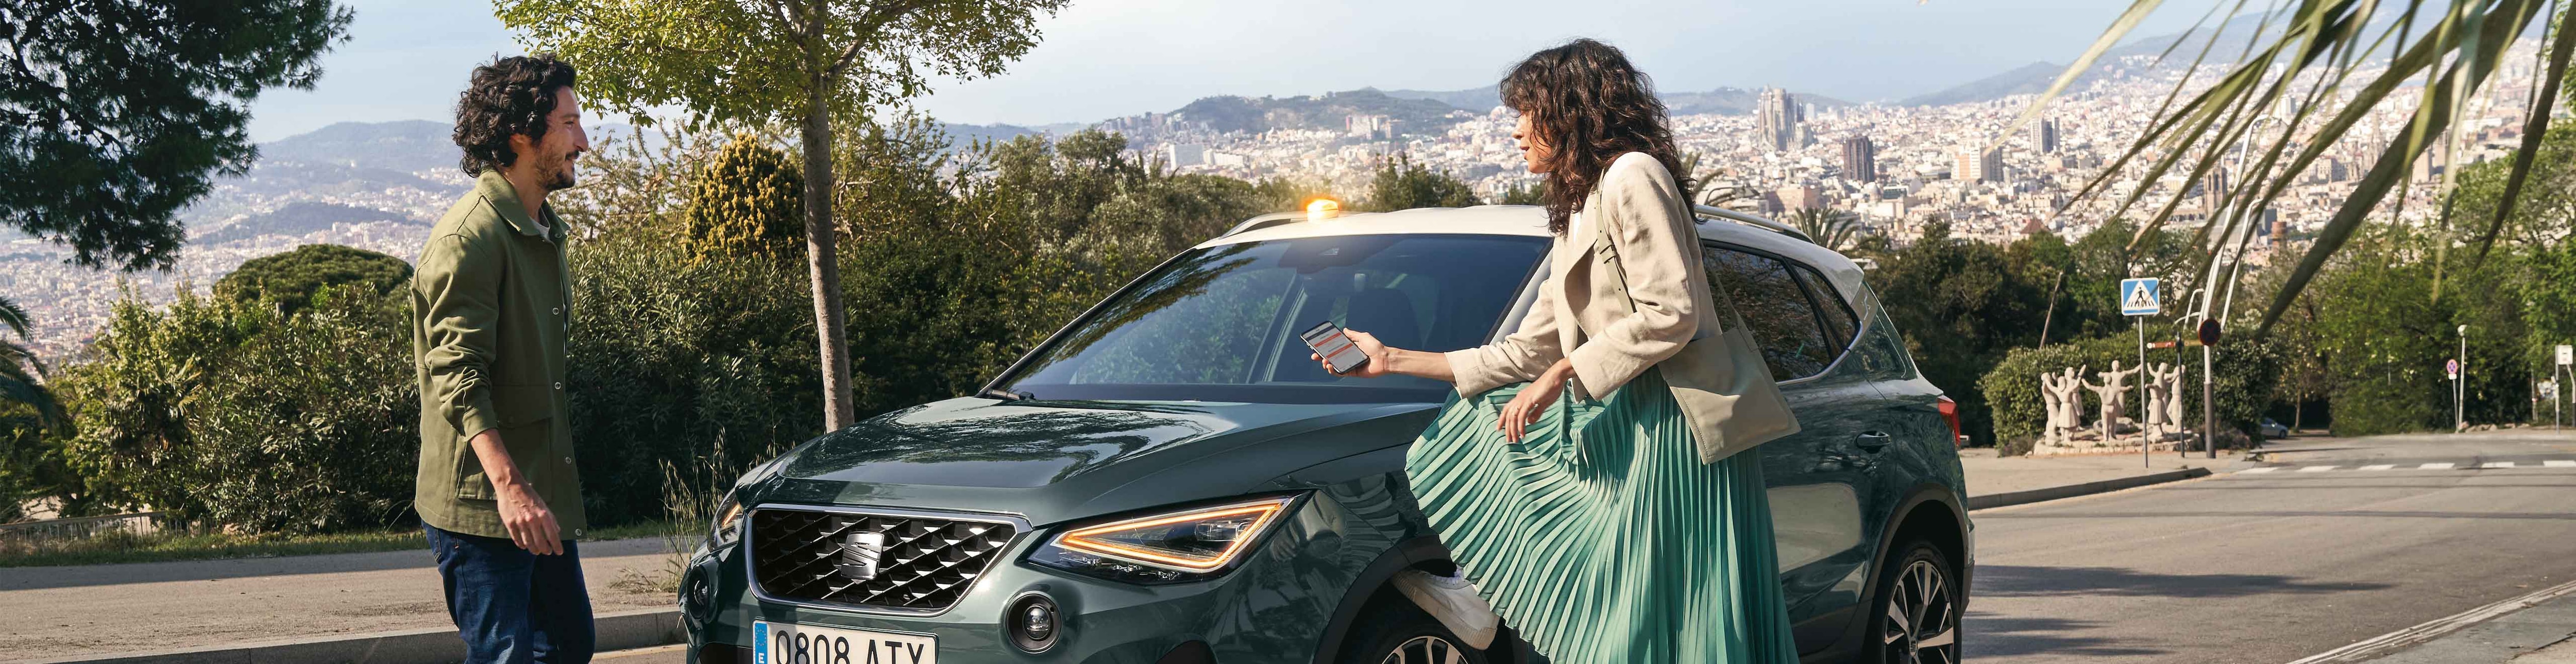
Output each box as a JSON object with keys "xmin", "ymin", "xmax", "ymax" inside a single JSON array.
[{"xmin": 752, "ymin": 621, "xmax": 937, "ymax": 664}]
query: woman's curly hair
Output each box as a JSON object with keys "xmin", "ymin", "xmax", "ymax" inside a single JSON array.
[
  {"xmin": 452, "ymin": 54, "xmax": 577, "ymax": 177},
  {"xmin": 1501, "ymin": 39, "xmax": 1694, "ymax": 234}
]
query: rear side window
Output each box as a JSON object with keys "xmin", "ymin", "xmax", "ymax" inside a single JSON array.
[
  {"xmin": 1703, "ymin": 245, "xmax": 1837, "ymax": 380},
  {"xmin": 1791, "ymin": 266, "xmax": 1860, "ymax": 350}
]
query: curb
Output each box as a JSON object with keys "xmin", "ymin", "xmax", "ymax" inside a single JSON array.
[
  {"xmin": 1965, "ymin": 467, "xmax": 2212, "ymax": 510},
  {"xmin": 36, "ymin": 608, "xmax": 684, "ymax": 664}
]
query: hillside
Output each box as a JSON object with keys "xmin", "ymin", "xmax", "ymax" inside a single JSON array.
[
  {"xmin": 1900, "ymin": 61, "xmax": 2069, "ymax": 107},
  {"xmin": 1378, "ymin": 84, "xmax": 1853, "ymax": 116},
  {"xmin": 194, "ymin": 201, "xmax": 421, "ymax": 245},
  {"xmin": 260, "ymin": 120, "xmax": 462, "ymax": 174},
  {"xmin": 1174, "ymin": 88, "xmax": 1466, "ymax": 134}
]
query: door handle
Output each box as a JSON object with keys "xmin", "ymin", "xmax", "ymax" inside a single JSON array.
[{"xmin": 1855, "ymin": 431, "xmax": 1893, "ymax": 452}]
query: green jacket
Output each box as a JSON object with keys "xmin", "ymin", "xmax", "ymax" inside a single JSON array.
[{"xmin": 412, "ymin": 171, "xmax": 585, "ymax": 540}]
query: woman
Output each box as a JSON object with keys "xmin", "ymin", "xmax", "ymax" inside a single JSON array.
[{"xmin": 1320, "ymin": 39, "xmax": 1802, "ymax": 662}]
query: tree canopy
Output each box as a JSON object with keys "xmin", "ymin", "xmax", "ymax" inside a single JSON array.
[
  {"xmin": 0, "ymin": 0, "xmax": 350, "ymax": 271},
  {"xmin": 213, "ymin": 244, "xmax": 411, "ymax": 315}
]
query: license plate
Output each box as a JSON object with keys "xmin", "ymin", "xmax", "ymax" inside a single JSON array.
[{"xmin": 752, "ymin": 621, "xmax": 937, "ymax": 664}]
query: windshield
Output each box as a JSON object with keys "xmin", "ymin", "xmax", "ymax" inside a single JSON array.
[{"xmin": 1002, "ymin": 233, "xmax": 1551, "ymax": 403}]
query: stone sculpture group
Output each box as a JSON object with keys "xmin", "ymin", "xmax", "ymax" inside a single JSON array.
[{"xmin": 2038, "ymin": 361, "xmax": 2192, "ymax": 453}]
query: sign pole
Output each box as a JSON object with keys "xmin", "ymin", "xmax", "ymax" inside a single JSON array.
[
  {"xmin": 2121, "ymin": 277, "xmax": 2160, "ymax": 467},
  {"xmin": 2139, "ymin": 321, "xmax": 2149, "ymax": 468}
]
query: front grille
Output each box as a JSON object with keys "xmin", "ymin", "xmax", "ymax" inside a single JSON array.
[{"xmin": 748, "ymin": 506, "xmax": 1021, "ymax": 612}]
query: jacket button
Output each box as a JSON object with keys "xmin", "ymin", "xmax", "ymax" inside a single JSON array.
[
  {"xmin": 551, "ymin": 306, "xmax": 562, "ymax": 315},
  {"xmin": 573, "ymin": 529, "xmax": 583, "ymax": 538},
  {"xmin": 553, "ymin": 382, "xmax": 563, "ymax": 390},
  {"xmin": 563, "ymin": 456, "xmax": 574, "ymax": 465}
]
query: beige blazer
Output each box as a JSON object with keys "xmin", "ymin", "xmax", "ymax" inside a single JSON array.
[{"xmin": 1444, "ymin": 152, "xmax": 1801, "ymax": 462}]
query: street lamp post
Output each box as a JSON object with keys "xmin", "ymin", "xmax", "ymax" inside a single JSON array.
[{"xmin": 2455, "ymin": 325, "xmax": 2468, "ymax": 431}]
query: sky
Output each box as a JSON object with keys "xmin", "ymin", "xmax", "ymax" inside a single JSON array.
[{"xmin": 244, "ymin": 0, "xmax": 2231, "ymax": 142}]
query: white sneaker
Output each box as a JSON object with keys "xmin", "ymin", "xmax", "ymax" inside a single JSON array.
[{"xmin": 1393, "ymin": 569, "xmax": 1500, "ymax": 650}]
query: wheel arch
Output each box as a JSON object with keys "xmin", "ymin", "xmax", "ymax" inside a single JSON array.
[{"xmin": 1312, "ymin": 535, "xmax": 1452, "ymax": 664}]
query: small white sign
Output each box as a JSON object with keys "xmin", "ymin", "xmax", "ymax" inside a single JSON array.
[
  {"xmin": 2447, "ymin": 358, "xmax": 2460, "ymax": 380},
  {"xmin": 2545, "ymin": 380, "xmax": 2560, "ymax": 400},
  {"xmin": 2120, "ymin": 278, "xmax": 2161, "ymax": 316},
  {"xmin": 2558, "ymin": 344, "xmax": 2572, "ymax": 366}
]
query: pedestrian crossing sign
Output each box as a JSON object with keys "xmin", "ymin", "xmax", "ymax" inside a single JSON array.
[{"xmin": 2120, "ymin": 277, "xmax": 2161, "ymax": 316}]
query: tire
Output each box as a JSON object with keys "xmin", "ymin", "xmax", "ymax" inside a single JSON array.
[
  {"xmin": 1339, "ymin": 594, "xmax": 1494, "ymax": 664},
  {"xmin": 1865, "ymin": 539, "xmax": 1962, "ymax": 664}
]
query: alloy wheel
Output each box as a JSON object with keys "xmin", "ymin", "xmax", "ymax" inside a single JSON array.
[
  {"xmin": 1881, "ymin": 557, "xmax": 1959, "ymax": 664},
  {"xmin": 1380, "ymin": 634, "xmax": 1468, "ymax": 664}
]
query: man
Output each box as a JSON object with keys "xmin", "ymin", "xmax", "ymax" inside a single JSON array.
[{"xmin": 414, "ymin": 53, "xmax": 592, "ymax": 664}]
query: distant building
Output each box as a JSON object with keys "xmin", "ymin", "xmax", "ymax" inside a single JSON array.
[
  {"xmin": 1756, "ymin": 88, "xmax": 1806, "ymax": 152},
  {"xmin": 1956, "ymin": 144, "xmax": 2003, "ymax": 183},
  {"xmin": 1160, "ymin": 143, "xmax": 1208, "ymax": 167},
  {"xmin": 2199, "ymin": 169, "xmax": 2229, "ymax": 209},
  {"xmin": 2031, "ymin": 118, "xmax": 2060, "ymax": 153},
  {"xmin": 1777, "ymin": 184, "xmax": 1823, "ymax": 212},
  {"xmin": 1345, "ymin": 114, "xmax": 1397, "ymax": 141},
  {"xmin": 1840, "ymin": 135, "xmax": 1878, "ymax": 183}
]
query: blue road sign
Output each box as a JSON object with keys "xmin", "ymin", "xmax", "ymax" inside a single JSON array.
[{"xmin": 2121, "ymin": 277, "xmax": 2161, "ymax": 316}]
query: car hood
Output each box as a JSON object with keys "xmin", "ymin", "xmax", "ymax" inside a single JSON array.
[{"xmin": 746, "ymin": 396, "xmax": 1441, "ymax": 526}]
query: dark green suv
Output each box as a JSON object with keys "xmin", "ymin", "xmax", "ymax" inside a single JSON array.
[{"xmin": 680, "ymin": 205, "xmax": 1971, "ymax": 664}]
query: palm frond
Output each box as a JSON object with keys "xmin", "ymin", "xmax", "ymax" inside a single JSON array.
[
  {"xmin": 0, "ymin": 296, "xmax": 28, "ymax": 341},
  {"xmin": 2029, "ymin": 0, "xmax": 2557, "ymax": 336}
]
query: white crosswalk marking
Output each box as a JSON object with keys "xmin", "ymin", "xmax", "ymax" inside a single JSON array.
[{"xmin": 2227, "ymin": 459, "xmax": 2576, "ymax": 474}]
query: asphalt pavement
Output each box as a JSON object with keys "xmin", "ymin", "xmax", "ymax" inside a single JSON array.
[{"xmin": 1965, "ymin": 428, "xmax": 2576, "ymax": 663}]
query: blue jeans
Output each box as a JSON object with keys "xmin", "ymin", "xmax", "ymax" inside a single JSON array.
[{"xmin": 426, "ymin": 522, "xmax": 596, "ymax": 664}]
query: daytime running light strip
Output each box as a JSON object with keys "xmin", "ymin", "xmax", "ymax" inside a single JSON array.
[{"xmin": 1056, "ymin": 500, "xmax": 1289, "ymax": 572}]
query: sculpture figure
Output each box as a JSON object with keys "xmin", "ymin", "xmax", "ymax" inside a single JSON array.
[
  {"xmin": 2084, "ymin": 361, "xmax": 2143, "ymax": 440},
  {"xmin": 2048, "ymin": 366, "xmax": 2087, "ymax": 439},
  {"xmin": 2162, "ymin": 364, "xmax": 2188, "ymax": 429},
  {"xmin": 2039, "ymin": 370, "xmax": 2066, "ymax": 444}
]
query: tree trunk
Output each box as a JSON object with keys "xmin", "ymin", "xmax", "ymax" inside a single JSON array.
[{"xmin": 800, "ymin": 77, "xmax": 855, "ymax": 431}]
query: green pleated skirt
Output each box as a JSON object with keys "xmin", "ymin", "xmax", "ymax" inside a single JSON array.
[{"xmin": 1403, "ymin": 368, "xmax": 1800, "ymax": 663}]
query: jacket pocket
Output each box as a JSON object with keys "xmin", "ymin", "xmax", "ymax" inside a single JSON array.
[{"xmin": 455, "ymin": 384, "xmax": 557, "ymax": 500}]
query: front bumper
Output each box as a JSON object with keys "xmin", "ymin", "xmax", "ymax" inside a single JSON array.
[{"xmin": 683, "ymin": 491, "xmax": 1393, "ymax": 664}]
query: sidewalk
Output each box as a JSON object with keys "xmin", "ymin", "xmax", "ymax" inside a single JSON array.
[
  {"xmin": 0, "ymin": 536, "xmax": 684, "ymax": 662},
  {"xmin": 1960, "ymin": 445, "xmax": 2246, "ymax": 509}
]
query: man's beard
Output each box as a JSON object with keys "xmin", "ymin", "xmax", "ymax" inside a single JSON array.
[{"xmin": 537, "ymin": 151, "xmax": 579, "ymax": 190}]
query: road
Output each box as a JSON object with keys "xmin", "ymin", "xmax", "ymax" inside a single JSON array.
[{"xmin": 1964, "ymin": 429, "xmax": 2576, "ymax": 663}]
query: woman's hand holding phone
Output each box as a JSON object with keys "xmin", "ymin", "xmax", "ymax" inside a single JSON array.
[{"xmin": 1312, "ymin": 329, "xmax": 1395, "ymax": 378}]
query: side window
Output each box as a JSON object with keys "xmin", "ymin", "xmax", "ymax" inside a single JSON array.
[
  {"xmin": 1790, "ymin": 266, "xmax": 1859, "ymax": 351},
  {"xmin": 1703, "ymin": 245, "xmax": 1835, "ymax": 380}
]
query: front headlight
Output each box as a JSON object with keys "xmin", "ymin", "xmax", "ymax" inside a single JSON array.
[
  {"xmin": 1025, "ymin": 495, "xmax": 1298, "ymax": 584},
  {"xmin": 708, "ymin": 491, "xmax": 745, "ymax": 550}
]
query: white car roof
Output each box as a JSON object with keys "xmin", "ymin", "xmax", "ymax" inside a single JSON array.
[{"xmin": 1198, "ymin": 205, "xmax": 1874, "ymax": 311}]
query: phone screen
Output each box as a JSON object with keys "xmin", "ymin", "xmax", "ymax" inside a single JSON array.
[{"xmin": 1301, "ymin": 321, "xmax": 1372, "ymax": 375}]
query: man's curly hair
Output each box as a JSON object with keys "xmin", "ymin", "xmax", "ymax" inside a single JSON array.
[{"xmin": 452, "ymin": 54, "xmax": 577, "ymax": 176}]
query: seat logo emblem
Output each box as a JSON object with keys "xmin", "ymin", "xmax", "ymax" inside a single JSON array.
[{"xmin": 837, "ymin": 531, "xmax": 886, "ymax": 581}]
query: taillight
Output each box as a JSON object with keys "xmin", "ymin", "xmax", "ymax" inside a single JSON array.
[{"xmin": 1936, "ymin": 395, "xmax": 1964, "ymax": 447}]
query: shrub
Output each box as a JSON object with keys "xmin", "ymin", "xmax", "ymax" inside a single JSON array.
[
  {"xmin": 212, "ymin": 244, "xmax": 412, "ymax": 315},
  {"xmin": 1981, "ymin": 333, "xmax": 2281, "ymax": 448},
  {"xmin": 53, "ymin": 287, "xmax": 416, "ymax": 533},
  {"xmin": 683, "ymin": 133, "xmax": 805, "ymax": 260}
]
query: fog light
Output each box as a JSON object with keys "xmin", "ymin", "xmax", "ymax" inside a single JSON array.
[
  {"xmin": 680, "ymin": 566, "xmax": 713, "ymax": 624},
  {"xmin": 1006, "ymin": 593, "xmax": 1059, "ymax": 653}
]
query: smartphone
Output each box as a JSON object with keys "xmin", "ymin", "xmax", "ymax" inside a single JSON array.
[{"xmin": 1301, "ymin": 320, "xmax": 1372, "ymax": 375}]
